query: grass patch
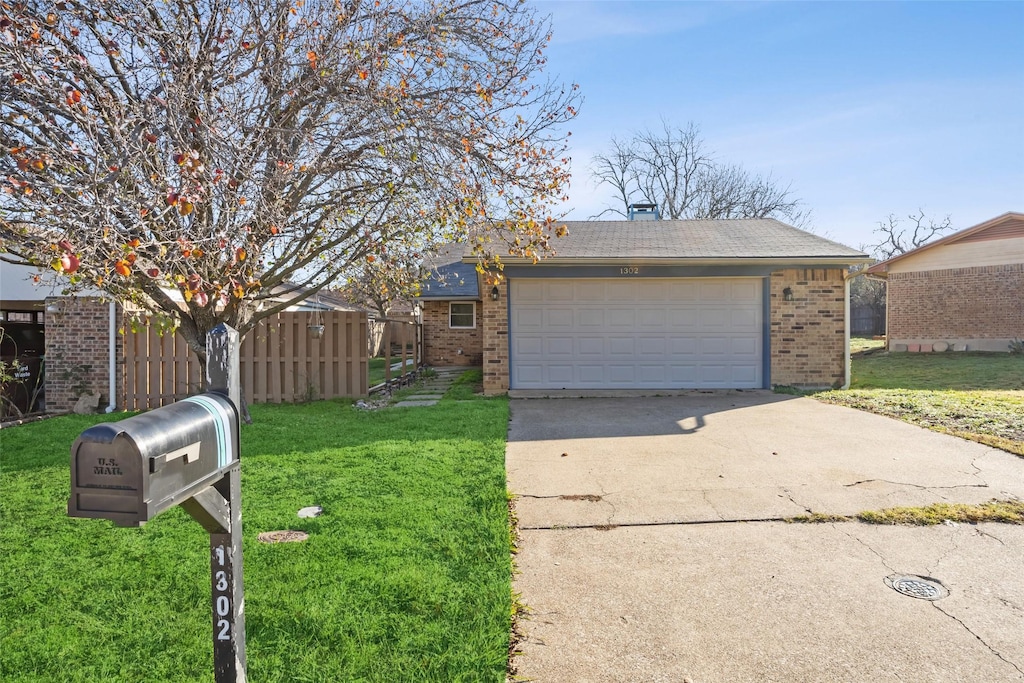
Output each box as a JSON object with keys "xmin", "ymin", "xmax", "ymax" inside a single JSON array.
[
  {"xmin": 0, "ymin": 398, "xmax": 512, "ymax": 682},
  {"xmin": 816, "ymin": 342, "xmax": 1024, "ymax": 456},
  {"xmin": 857, "ymin": 500, "xmax": 1024, "ymax": 525},
  {"xmin": 444, "ymin": 369, "xmax": 485, "ymax": 401},
  {"xmin": 816, "ymin": 389, "xmax": 1024, "ymax": 456},
  {"xmin": 788, "ymin": 500, "xmax": 1024, "ymax": 526},
  {"xmin": 368, "ymin": 356, "xmax": 388, "ymax": 386},
  {"xmin": 848, "ymin": 348, "xmax": 1024, "ymax": 391}
]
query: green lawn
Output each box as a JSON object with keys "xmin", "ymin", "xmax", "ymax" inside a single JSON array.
[
  {"xmin": 816, "ymin": 338, "xmax": 1024, "ymax": 455},
  {"xmin": 0, "ymin": 389, "xmax": 511, "ymax": 682}
]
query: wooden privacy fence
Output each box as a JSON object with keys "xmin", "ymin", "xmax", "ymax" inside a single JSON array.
[
  {"xmin": 369, "ymin": 317, "xmax": 423, "ymax": 388},
  {"xmin": 123, "ymin": 310, "xmax": 369, "ymax": 410}
]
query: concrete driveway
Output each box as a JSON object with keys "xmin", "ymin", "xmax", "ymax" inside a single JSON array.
[{"xmin": 506, "ymin": 393, "xmax": 1024, "ymax": 682}]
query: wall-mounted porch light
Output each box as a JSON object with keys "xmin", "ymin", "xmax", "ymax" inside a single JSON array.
[
  {"xmin": 783, "ymin": 287, "xmax": 794, "ymax": 301},
  {"xmin": 490, "ymin": 285, "xmax": 500, "ymax": 301}
]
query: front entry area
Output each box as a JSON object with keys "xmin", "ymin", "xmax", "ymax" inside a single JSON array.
[{"xmin": 509, "ymin": 277, "xmax": 763, "ymax": 390}]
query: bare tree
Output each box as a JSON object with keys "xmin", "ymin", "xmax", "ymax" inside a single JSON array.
[
  {"xmin": 590, "ymin": 121, "xmax": 807, "ymax": 225},
  {"xmin": 1, "ymin": 0, "xmax": 579, "ymax": 363},
  {"xmin": 868, "ymin": 210, "xmax": 953, "ymax": 259}
]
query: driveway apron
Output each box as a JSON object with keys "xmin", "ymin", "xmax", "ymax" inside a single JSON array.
[{"xmin": 506, "ymin": 393, "xmax": 1024, "ymax": 682}]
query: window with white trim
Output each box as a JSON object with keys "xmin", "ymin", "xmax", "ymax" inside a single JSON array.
[{"xmin": 449, "ymin": 302, "xmax": 476, "ymax": 329}]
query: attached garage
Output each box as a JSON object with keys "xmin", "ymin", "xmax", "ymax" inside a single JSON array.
[
  {"xmin": 418, "ymin": 216, "xmax": 870, "ymax": 394},
  {"xmin": 510, "ymin": 278, "xmax": 763, "ymax": 389}
]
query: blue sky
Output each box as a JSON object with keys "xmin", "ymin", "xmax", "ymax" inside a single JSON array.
[{"xmin": 535, "ymin": 0, "xmax": 1024, "ymax": 252}]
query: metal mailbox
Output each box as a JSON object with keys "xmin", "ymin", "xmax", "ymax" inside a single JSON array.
[{"xmin": 69, "ymin": 393, "xmax": 239, "ymax": 527}]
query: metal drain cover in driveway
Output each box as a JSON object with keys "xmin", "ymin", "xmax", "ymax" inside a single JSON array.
[{"xmin": 885, "ymin": 574, "xmax": 949, "ymax": 601}]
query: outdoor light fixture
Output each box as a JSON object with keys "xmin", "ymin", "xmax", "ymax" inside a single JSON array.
[
  {"xmin": 783, "ymin": 287, "xmax": 794, "ymax": 301},
  {"xmin": 45, "ymin": 302, "xmax": 62, "ymax": 314},
  {"xmin": 490, "ymin": 285, "xmax": 500, "ymax": 301}
]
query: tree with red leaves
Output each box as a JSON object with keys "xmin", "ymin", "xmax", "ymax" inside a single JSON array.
[{"xmin": 1, "ymin": 0, "xmax": 578, "ymax": 361}]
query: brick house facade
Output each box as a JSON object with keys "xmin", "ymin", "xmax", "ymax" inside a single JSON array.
[
  {"xmin": 867, "ymin": 213, "xmax": 1024, "ymax": 352},
  {"xmin": 421, "ymin": 299, "xmax": 483, "ymax": 366},
  {"xmin": 44, "ymin": 296, "xmax": 123, "ymax": 412},
  {"xmin": 422, "ymin": 219, "xmax": 866, "ymax": 395},
  {"xmin": 768, "ymin": 268, "xmax": 847, "ymax": 389},
  {"xmin": 885, "ymin": 264, "xmax": 1023, "ymax": 349}
]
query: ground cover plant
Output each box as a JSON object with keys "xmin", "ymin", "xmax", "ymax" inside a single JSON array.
[
  {"xmin": 0, "ymin": 389, "xmax": 511, "ymax": 682},
  {"xmin": 816, "ymin": 338, "xmax": 1024, "ymax": 456}
]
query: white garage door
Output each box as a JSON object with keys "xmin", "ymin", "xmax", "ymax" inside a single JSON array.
[{"xmin": 510, "ymin": 278, "xmax": 763, "ymax": 389}]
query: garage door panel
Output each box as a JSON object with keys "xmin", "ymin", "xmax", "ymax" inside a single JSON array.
[
  {"xmin": 668, "ymin": 309, "xmax": 700, "ymax": 329},
  {"xmin": 607, "ymin": 308, "xmax": 636, "ymax": 328},
  {"xmin": 637, "ymin": 337, "xmax": 666, "ymax": 356},
  {"xmin": 577, "ymin": 365, "xmax": 606, "ymax": 384},
  {"xmin": 731, "ymin": 308, "xmax": 760, "ymax": 329},
  {"xmin": 578, "ymin": 308, "xmax": 604, "ymax": 327},
  {"xmin": 510, "ymin": 278, "xmax": 762, "ymax": 389},
  {"xmin": 544, "ymin": 308, "xmax": 575, "ymax": 329},
  {"xmin": 700, "ymin": 281, "xmax": 730, "ymax": 301},
  {"xmin": 670, "ymin": 337, "xmax": 699, "ymax": 356},
  {"xmin": 667, "ymin": 280, "xmax": 700, "ymax": 300},
  {"xmin": 515, "ymin": 364, "xmax": 543, "ymax": 384},
  {"xmin": 731, "ymin": 365, "xmax": 760, "ymax": 384},
  {"xmin": 608, "ymin": 365, "xmax": 637, "ymax": 384},
  {"xmin": 638, "ymin": 281, "xmax": 669, "ymax": 301},
  {"xmin": 546, "ymin": 282, "xmax": 575, "ymax": 301},
  {"xmin": 517, "ymin": 281, "xmax": 545, "ymax": 302},
  {"xmin": 577, "ymin": 337, "xmax": 604, "ymax": 355},
  {"xmin": 606, "ymin": 281, "xmax": 639, "ymax": 301},
  {"xmin": 577, "ymin": 280, "xmax": 616, "ymax": 301},
  {"xmin": 668, "ymin": 364, "xmax": 699, "ymax": 383},
  {"xmin": 516, "ymin": 308, "xmax": 543, "ymax": 329},
  {"xmin": 545, "ymin": 337, "xmax": 574, "ymax": 356},
  {"xmin": 638, "ymin": 308, "xmax": 666, "ymax": 328},
  {"xmin": 700, "ymin": 309, "xmax": 730, "ymax": 328},
  {"xmin": 732, "ymin": 280, "xmax": 760, "ymax": 298},
  {"xmin": 608, "ymin": 337, "xmax": 635, "ymax": 355},
  {"xmin": 515, "ymin": 336, "xmax": 544, "ymax": 357},
  {"xmin": 731, "ymin": 337, "xmax": 760, "ymax": 357}
]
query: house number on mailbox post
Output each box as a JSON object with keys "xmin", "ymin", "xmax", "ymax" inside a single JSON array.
[{"xmin": 68, "ymin": 324, "xmax": 247, "ymax": 683}]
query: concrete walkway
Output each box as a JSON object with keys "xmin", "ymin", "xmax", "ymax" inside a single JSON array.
[
  {"xmin": 391, "ymin": 367, "xmax": 465, "ymax": 407},
  {"xmin": 507, "ymin": 393, "xmax": 1024, "ymax": 682}
]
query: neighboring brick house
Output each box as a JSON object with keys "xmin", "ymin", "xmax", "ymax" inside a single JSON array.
[
  {"xmin": 866, "ymin": 212, "xmax": 1024, "ymax": 352},
  {"xmin": 419, "ymin": 217, "xmax": 869, "ymax": 394}
]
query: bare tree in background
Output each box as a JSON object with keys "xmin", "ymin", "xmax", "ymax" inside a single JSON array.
[
  {"xmin": 868, "ymin": 210, "xmax": 953, "ymax": 259},
  {"xmin": 1, "ymin": 0, "xmax": 579, "ymax": 365},
  {"xmin": 591, "ymin": 121, "xmax": 808, "ymax": 226}
]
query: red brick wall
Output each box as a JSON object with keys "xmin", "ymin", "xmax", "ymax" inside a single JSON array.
[
  {"xmin": 769, "ymin": 268, "xmax": 847, "ymax": 389},
  {"xmin": 887, "ymin": 264, "xmax": 1023, "ymax": 347},
  {"xmin": 421, "ymin": 300, "xmax": 483, "ymax": 366},
  {"xmin": 481, "ymin": 284, "xmax": 508, "ymax": 395},
  {"xmin": 44, "ymin": 297, "xmax": 123, "ymax": 412}
]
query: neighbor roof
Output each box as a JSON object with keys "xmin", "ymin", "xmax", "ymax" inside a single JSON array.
[
  {"xmin": 865, "ymin": 211, "xmax": 1024, "ymax": 276},
  {"xmin": 495, "ymin": 218, "xmax": 866, "ymax": 262}
]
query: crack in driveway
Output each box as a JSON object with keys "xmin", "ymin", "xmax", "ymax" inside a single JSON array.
[
  {"xmin": 932, "ymin": 602, "xmax": 1024, "ymax": 677},
  {"xmin": 844, "ymin": 479, "xmax": 990, "ymax": 491}
]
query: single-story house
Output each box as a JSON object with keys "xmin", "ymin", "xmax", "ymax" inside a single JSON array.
[
  {"xmin": 865, "ymin": 211, "xmax": 1024, "ymax": 353},
  {"xmin": 419, "ymin": 216, "xmax": 869, "ymax": 394}
]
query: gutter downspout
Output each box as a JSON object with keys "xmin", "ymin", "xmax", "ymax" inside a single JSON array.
[
  {"xmin": 843, "ymin": 275, "xmax": 851, "ymax": 390},
  {"xmin": 106, "ymin": 301, "xmax": 116, "ymax": 413}
]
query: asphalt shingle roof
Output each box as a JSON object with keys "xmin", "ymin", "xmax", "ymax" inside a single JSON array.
[
  {"xmin": 536, "ymin": 219, "xmax": 866, "ymax": 260},
  {"xmin": 419, "ymin": 243, "xmax": 479, "ymax": 299}
]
